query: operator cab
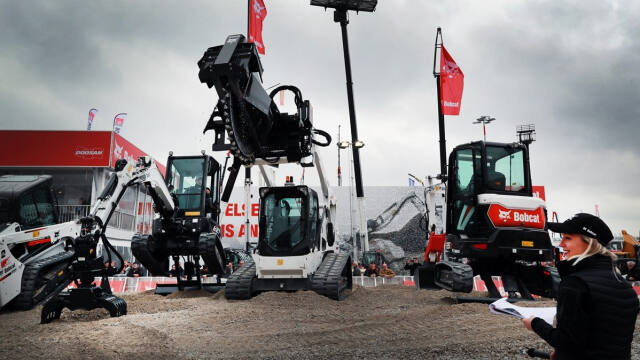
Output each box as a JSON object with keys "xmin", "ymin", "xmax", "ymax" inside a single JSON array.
[
  {"xmin": 165, "ymin": 155, "xmax": 221, "ymax": 223},
  {"xmin": 446, "ymin": 141, "xmax": 532, "ymax": 238},
  {"xmin": 257, "ymin": 185, "xmax": 320, "ymax": 257},
  {"xmin": 0, "ymin": 175, "xmax": 58, "ymax": 232}
]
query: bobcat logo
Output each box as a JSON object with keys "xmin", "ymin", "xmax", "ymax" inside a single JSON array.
[
  {"xmin": 253, "ymin": 0, "xmax": 265, "ymax": 15},
  {"xmin": 498, "ymin": 209, "xmax": 511, "ymax": 220},
  {"xmin": 113, "ymin": 141, "xmax": 123, "ymax": 159}
]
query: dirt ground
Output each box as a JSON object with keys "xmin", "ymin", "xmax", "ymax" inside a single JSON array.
[{"xmin": 1, "ymin": 286, "xmax": 639, "ymax": 360}]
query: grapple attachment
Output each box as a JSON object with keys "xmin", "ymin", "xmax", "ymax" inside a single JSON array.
[{"xmin": 197, "ymin": 34, "xmax": 322, "ymax": 167}]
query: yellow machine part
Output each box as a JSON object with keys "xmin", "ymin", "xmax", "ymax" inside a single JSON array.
[{"xmin": 621, "ymin": 230, "xmax": 639, "ymax": 258}]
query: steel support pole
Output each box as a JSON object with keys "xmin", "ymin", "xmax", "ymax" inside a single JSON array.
[
  {"xmin": 336, "ymin": 9, "xmax": 369, "ymax": 252},
  {"xmin": 436, "ymin": 75, "xmax": 447, "ymax": 178},
  {"xmin": 244, "ymin": 167, "xmax": 251, "ymax": 252}
]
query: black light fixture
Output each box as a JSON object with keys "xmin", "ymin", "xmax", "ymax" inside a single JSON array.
[
  {"xmin": 473, "ymin": 115, "xmax": 496, "ymax": 142},
  {"xmin": 516, "ymin": 124, "xmax": 536, "ymax": 148},
  {"xmin": 310, "ymin": 0, "xmax": 377, "ymax": 12}
]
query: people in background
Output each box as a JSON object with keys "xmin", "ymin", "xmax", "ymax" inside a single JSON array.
[
  {"xmin": 352, "ymin": 261, "xmax": 362, "ymax": 276},
  {"xmin": 404, "ymin": 258, "xmax": 421, "ymax": 276},
  {"xmin": 364, "ymin": 263, "xmax": 379, "ymax": 278},
  {"xmin": 378, "ymin": 262, "xmax": 395, "ymax": 279},
  {"xmin": 120, "ymin": 260, "xmax": 131, "ymax": 275},
  {"xmin": 224, "ymin": 262, "xmax": 234, "ymax": 278},
  {"xmin": 169, "ymin": 264, "xmax": 182, "ymax": 278},
  {"xmin": 127, "ymin": 262, "xmax": 142, "ymax": 277},
  {"xmin": 358, "ymin": 263, "xmax": 366, "ymax": 274}
]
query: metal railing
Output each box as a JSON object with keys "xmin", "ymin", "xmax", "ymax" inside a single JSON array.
[
  {"xmin": 354, "ymin": 275, "xmax": 415, "ymax": 288},
  {"xmin": 56, "ymin": 205, "xmax": 91, "ymax": 222},
  {"xmin": 56, "ymin": 205, "xmax": 135, "ymax": 231}
]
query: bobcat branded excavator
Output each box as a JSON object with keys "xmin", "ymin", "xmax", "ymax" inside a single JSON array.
[
  {"xmin": 1, "ymin": 154, "xmax": 227, "ymax": 322},
  {"xmin": 415, "ymin": 141, "xmax": 560, "ymax": 300},
  {"xmin": 197, "ymin": 34, "xmax": 352, "ymax": 300}
]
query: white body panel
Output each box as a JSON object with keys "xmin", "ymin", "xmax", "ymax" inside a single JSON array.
[
  {"xmin": 477, "ymin": 193, "xmax": 546, "ymax": 210},
  {"xmin": 0, "ymin": 156, "xmax": 175, "ymax": 308},
  {"xmin": 254, "ymin": 250, "xmax": 325, "ymax": 279}
]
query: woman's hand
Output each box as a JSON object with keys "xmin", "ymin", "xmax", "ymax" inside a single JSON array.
[{"xmin": 522, "ymin": 316, "xmax": 535, "ymax": 331}]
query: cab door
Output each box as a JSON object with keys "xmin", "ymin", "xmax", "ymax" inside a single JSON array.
[{"xmin": 446, "ymin": 146, "xmax": 483, "ymax": 236}]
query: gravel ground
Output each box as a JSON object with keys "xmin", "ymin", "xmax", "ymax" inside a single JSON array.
[{"xmin": 1, "ymin": 286, "xmax": 639, "ymax": 360}]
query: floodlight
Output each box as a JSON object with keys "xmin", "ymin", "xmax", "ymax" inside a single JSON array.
[{"xmin": 310, "ymin": 0, "xmax": 377, "ymax": 12}]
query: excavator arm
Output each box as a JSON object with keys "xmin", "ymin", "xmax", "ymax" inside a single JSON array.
[
  {"xmin": 197, "ymin": 34, "xmax": 331, "ymax": 202},
  {"xmin": 367, "ymin": 191, "xmax": 426, "ymax": 233}
]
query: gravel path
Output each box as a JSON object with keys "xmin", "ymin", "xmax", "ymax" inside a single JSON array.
[{"xmin": 1, "ymin": 286, "xmax": 639, "ymax": 359}]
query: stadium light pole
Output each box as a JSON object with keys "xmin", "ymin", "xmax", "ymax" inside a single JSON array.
[
  {"xmin": 338, "ymin": 140, "xmax": 365, "ymax": 258},
  {"xmin": 473, "ymin": 115, "xmax": 496, "ymax": 141},
  {"xmin": 311, "ymin": 0, "xmax": 377, "ymax": 253}
]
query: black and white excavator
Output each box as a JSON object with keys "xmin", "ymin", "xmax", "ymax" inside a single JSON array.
[
  {"xmin": 197, "ymin": 34, "xmax": 352, "ymax": 300},
  {"xmin": 0, "ymin": 153, "xmax": 227, "ymax": 323}
]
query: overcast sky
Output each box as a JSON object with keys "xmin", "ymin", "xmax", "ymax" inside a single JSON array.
[{"xmin": 1, "ymin": 1, "xmax": 638, "ymax": 235}]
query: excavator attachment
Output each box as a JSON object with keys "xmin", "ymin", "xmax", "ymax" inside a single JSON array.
[{"xmin": 198, "ymin": 34, "xmax": 320, "ymax": 166}]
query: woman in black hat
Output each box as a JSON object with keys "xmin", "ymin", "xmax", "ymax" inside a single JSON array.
[{"xmin": 522, "ymin": 213, "xmax": 639, "ymax": 360}]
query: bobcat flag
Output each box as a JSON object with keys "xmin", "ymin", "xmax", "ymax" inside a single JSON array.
[
  {"xmin": 440, "ymin": 45, "xmax": 464, "ymax": 115},
  {"xmin": 113, "ymin": 113, "xmax": 127, "ymax": 134},
  {"xmin": 249, "ymin": 0, "xmax": 267, "ymax": 55},
  {"xmin": 87, "ymin": 108, "xmax": 98, "ymax": 130}
]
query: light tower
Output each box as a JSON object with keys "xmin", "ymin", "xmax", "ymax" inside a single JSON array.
[{"xmin": 473, "ymin": 115, "xmax": 496, "ymax": 141}]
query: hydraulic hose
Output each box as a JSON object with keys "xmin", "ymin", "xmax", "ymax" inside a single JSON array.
[{"xmin": 312, "ymin": 129, "xmax": 332, "ymax": 147}]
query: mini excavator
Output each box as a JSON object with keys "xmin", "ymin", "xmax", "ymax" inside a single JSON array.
[
  {"xmin": 0, "ymin": 153, "xmax": 228, "ymax": 323},
  {"xmin": 414, "ymin": 141, "xmax": 561, "ymax": 301},
  {"xmin": 197, "ymin": 34, "xmax": 352, "ymax": 300}
]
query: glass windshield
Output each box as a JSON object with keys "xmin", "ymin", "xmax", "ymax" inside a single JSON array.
[
  {"xmin": 454, "ymin": 149, "xmax": 475, "ymax": 195},
  {"xmin": 486, "ymin": 146, "xmax": 526, "ymax": 192},
  {"xmin": 168, "ymin": 158, "xmax": 205, "ymax": 211},
  {"xmin": 262, "ymin": 193, "xmax": 303, "ymax": 252},
  {"xmin": 18, "ymin": 187, "xmax": 56, "ymax": 229}
]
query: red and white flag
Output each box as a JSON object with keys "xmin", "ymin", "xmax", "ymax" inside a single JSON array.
[
  {"xmin": 440, "ymin": 45, "xmax": 464, "ymax": 116},
  {"xmin": 249, "ymin": 0, "xmax": 267, "ymax": 55},
  {"xmin": 113, "ymin": 113, "xmax": 127, "ymax": 134},
  {"xmin": 87, "ymin": 108, "xmax": 98, "ymax": 130}
]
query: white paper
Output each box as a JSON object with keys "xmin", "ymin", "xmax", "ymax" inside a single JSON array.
[{"xmin": 489, "ymin": 298, "xmax": 556, "ymax": 326}]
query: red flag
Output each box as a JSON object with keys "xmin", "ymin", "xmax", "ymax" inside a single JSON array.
[
  {"xmin": 249, "ymin": 0, "xmax": 267, "ymax": 55},
  {"xmin": 87, "ymin": 108, "xmax": 97, "ymax": 130},
  {"xmin": 113, "ymin": 113, "xmax": 127, "ymax": 134},
  {"xmin": 440, "ymin": 45, "xmax": 464, "ymax": 115}
]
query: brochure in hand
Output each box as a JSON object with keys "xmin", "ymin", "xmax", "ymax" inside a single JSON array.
[{"xmin": 489, "ymin": 298, "xmax": 556, "ymax": 326}]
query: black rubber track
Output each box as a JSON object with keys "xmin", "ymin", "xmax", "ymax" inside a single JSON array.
[
  {"xmin": 13, "ymin": 251, "xmax": 74, "ymax": 310},
  {"xmin": 434, "ymin": 260, "xmax": 474, "ymax": 293},
  {"xmin": 224, "ymin": 263, "xmax": 256, "ymax": 300},
  {"xmin": 131, "ymin": 235, "xmax": 168, "ymax": 276},
  {"xmin": 310, "ymin": 253, "xmax": 352, "ymax": 301},
  {"xmin": 199, "ymin": 233, "xmax": 226, "ymax": 276}
]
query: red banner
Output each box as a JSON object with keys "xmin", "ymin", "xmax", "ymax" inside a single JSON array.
[
  {"xmin": 111, "ymin": 133, "xmax": 166, "ymax": 175},
  {"xmin": 249, "ymin": 0, "xmax": 267, "ymax": 55},
  {"xmin": 440, "ymin": 45, "xmax": 464, "ymax": 115},
  {"xmin": 487, "ymin": 204, "xmax": 545, "ymax": 230},
  {"xmin": 87, "ymin": 108, "xmax": 97, "ymax": 130},
  {"xmin": 0, "ymin": 130, "xmax": 111, "ymax": 167}
]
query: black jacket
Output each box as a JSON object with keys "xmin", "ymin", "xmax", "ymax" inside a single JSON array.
[
  {"xmin": 404, "ymin": 262, "xmax": 420, "ymax": 276},
  {"xmin": 531, "ymin": 254, "xmax": 639, "ymax": 360}
]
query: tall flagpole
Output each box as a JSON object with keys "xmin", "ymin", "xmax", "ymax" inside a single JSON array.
[{"xmin": 433, "ymin": 27, "xmax": 447, "ymax": 180}]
